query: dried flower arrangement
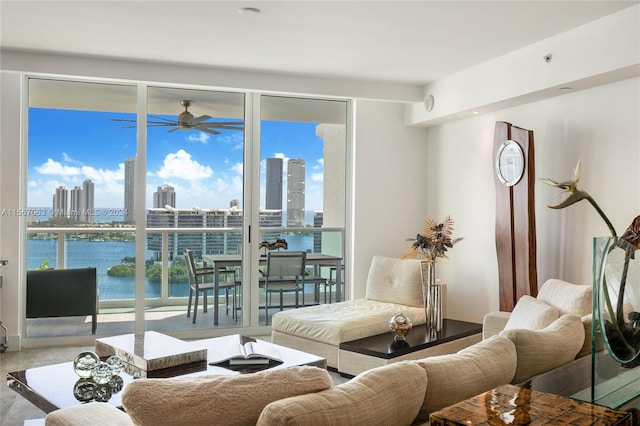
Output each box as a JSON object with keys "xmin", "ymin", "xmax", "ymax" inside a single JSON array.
[{"xmin": 402, "ymin": 215, "xmax": 464, "ymax": 263}]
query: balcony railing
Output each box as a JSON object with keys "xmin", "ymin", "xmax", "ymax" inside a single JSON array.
[{"xmin": 26, "ymin": 226, "xmax": 345, "ymax": 311}]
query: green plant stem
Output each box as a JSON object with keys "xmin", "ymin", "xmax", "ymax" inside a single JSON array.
[{"xmin": 586, "ymin": 196, "xmax": 618, "ymax": 240}]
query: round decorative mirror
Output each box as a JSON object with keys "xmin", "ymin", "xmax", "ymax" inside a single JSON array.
[{"xmin": 495, "ymin": 139, "xmax": 525, "ymax": 186}]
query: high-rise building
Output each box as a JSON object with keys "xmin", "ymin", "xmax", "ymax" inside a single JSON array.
[
  {"xmin": 82, "ymin": 179, "xmax": 95, "ymax": 223},
  {"xmin": 153, "ymin": 184, "xmax": 176, "ymax": 208},
  {"xmin": 287, "ymin": 159, "xmax": 305, "ymax": 227},
  {"xmin": 265, "ymin": 157, "xmax": 283, "ymax": 211},
  {"xmin": 63, "ymin": 179, "xmax": 94, "ymax": 222},
  {"xmin": 70, "ymin": 186, "xmax": 82, "ymax": 221},
  {"xmin": 53, "ymin": 186, "xmax": 68, "ymax": 218},
  {"xmin": 124, "ymin": 157, "xmax": 135, "ymax": 223}
]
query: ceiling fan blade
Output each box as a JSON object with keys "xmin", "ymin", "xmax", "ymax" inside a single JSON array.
[
  {"xmin": 167, "ymin": 127, "xmax": 179, "ymax": 133},
  {"xmin": 201, "ymin": 121, "xmax": 244, "ymax": 126},
  {"xmin": 147, "ymin": 122, "xmax": 177, "ymax": 126},
  {"xmin": 199, "ymin": 128, "xmax": 221, "ymax": 135},
  {"xmin": 109, "ymin": 118, "xmax": 137, "ymax": 123},
  {"xmin": 148, "ymin": 115, "xmax": 179, "ymax": 123},
  {"xmin": 189, "ymin": 115, "xmax": 212, "ymax": 125}
]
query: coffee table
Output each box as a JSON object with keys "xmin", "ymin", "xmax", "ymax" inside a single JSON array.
[
  {"xmin": 6, "ymin": 334, "xmax": 325, "ymax": 413},
  {"xmin": 430, "ymin": 384, "xmax": 634, "ymax": 425},
  {"xmin": 338, "ymin": 319, "xmax": 482, "ymax": 376}
]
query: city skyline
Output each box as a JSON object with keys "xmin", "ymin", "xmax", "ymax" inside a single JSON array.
[
  {"xmin": 51, "ymin": 179, "xmax": 95, "ymax": 223},
  {"xmin": 27, "ymin": 108, "xmax": 326, "ymax": 212}
]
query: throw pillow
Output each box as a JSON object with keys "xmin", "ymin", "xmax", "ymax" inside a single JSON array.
[
  {"xmin": 503, "ymin": 295, "xmax": 559, "ymax": 330},
  {"xmin": 500, "ymin": 314, "xmax": 584, "ymax": 384},
  {"xmin": 121, "ymin": 366, "xmax": 332, "ymax": 426},
  {"xmin": 536, "ymin": 279, "xmax": 592, "ymax": 316},
  {"xmin": 45, "ymin": 402, "xmax": 133, "ymax": 426},
  {"xmin": 256, "ymin": 361, "xmax": 427, "ymax": 426},
  {"xmin": 413, "ymin": 335, "xmax": 517, "ymax": 422},
  {"xmin": 365, "ymin": 256, "xmax": 423, "ymax": 307}
]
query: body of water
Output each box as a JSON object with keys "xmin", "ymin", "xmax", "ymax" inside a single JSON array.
[{"xmin": 27, "ymin": 235, "xmax": 313, "ymax": 300}]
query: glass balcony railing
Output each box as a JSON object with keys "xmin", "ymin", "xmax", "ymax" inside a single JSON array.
[{"xmin": 26, "ymin": 226, "xmax": 345, "ymax": 310}]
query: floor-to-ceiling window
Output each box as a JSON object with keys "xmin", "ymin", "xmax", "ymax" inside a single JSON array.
[
  {"xmin": 24, "ymin": 77, "xmax": 348, "ymax": 339},
  {"xmin": 258, "ymin": 96, "xmax": 347, "ymax": 324},
  {"xmin": 26, "ymin": 78, "xmax": 138, "ymax": 337},
  {"xmin": 144, "ymin": 86, "xmax": 246, "ymax": 331}
]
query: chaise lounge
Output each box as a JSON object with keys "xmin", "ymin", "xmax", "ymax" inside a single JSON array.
[{"xmin": 270, "ymin": 255, "xmax": 429, "ymax": 369}]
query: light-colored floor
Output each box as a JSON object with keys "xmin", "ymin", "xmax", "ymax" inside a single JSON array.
[{"xmin": 1, "ymin": 333, "xmax": 348, "ymax": 426}]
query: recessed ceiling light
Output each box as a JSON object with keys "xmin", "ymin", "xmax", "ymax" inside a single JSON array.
[{"xmin": 239, "ymin": 7, "xmax": 261, "ymax": 15}]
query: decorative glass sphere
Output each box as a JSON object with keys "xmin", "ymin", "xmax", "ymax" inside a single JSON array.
[
  {"xmin": 106, "ymin": 355, "xmax": 124, "ymax": 375},
  {"xmin": 389, "ymin": 313, "xmax": 412, "ymax": 340},
  {"xmin": 73, "ymin": 352, "xmax": 100, "ymax": 379},
  {"xmin": 109, "ymin": 375, "xmax": 124, "ymax": 393},
  {"xmin": 91, "ymin": 361, "xmax": 114, "ymax": 384},
  {"xmin": 94, "ymin": 384, "xmax": 113, "ymax": 402},
  {"xmin": 73, "ymin": 379, "xmax": 97, "ymax": 402}
]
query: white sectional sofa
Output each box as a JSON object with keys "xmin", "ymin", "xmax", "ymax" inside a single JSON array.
[
  {"xmin": 271, "ymin": 255, "xmax": 428, "ymax": 369},
  {"xmin": 483, "ymin": 278, "xmax": 594, "ymax": 359},
  {"xmin": 45, "ymin": 312, "xmax": 587, "ymax": 426},
  {"xmin": 45, "ymin": 335, "xmax": 520, "ymax": 426}
]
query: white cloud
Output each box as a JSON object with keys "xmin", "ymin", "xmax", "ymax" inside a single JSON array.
[
  {"xmin": 231, "ymin": 162, "xmax": 243, "ymax": 175},
  {"xmin": 80, "ymin": 164, "xmax": 124, "ymax": 184},
  {"xmin": 35, "ymin": 159, "xmax": 81, "ymax": 176},
  {"xmin": 62, "ymin": 152, "xmax": 82, "ymax": 165},
  {"xmin": 313, "ymin": 158, "xmax": 324, "ymax": 169},
  {"xmin": 311, "ymin": 172, "xmax": 323, "ymax": 182},
  {"xmin": 156, "ymin": 149, "xmax": 213, "ymax": 180},
  {"xmin": 187, "ymin": 132, "xmax": 210, "ymax": 144},
  {"xmin": 217, "ymin": 132, "xmax": 244, "ymax": 150}
]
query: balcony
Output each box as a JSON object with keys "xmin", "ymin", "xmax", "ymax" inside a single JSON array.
[{"xmin": 25, "ymin": 226, "xmax": 344, "ymax": 339}]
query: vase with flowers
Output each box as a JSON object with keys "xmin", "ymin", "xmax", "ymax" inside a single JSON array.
[
  {"xmin": 402, "ymin": 215, "xmax": 463, "ymax": 331},
  {"xmin": 542, "ymin": 160, "xmax": 640, "ymax": 406}
]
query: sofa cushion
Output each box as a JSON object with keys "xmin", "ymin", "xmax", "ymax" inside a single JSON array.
[
  {"xmin": 365, "ymin": 256, "xmax": 424, "ymax": 307},
  {"xmin": 256, "ymin": 361, "xmax": 427, "ymax": 426},
  {"xmin": 500, "ymin": 314, "xmax": 584, "ymax": 384},
  {"xmin": 504, "ymin": 295, "xmax": 559, "ymax": 331},
  {"xmin": 413, "ymin": 335, "xmax": 517, "ymax": 422},
  {"xmin": 536, "ymin": 278, "xmax": 592, "ymax": 317},
  {"xmin": 271, "ymin": 299, "xmax": 425, "ymax": 345},
  {"xmin": 45, "ymin": 402, "xmax": 133, "ymax": 426},
  {"xmin": 121, "ymin": 366, "xmax": 332, "ymax": 426}
]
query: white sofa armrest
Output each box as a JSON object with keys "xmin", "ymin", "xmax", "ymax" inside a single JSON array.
[{"xmin": 482, "ymin": 311, "xmax": 511, "ymax": 340}]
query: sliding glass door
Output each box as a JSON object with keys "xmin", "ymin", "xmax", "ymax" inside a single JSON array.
[
  {"xmin": 257, "ymin": 96, "xmax": 347, "ymax": 325},
  {"xmin": 25, "ymin": 78, "xmax": 349, "ymax": 339},
  {"xmin": 144, "ymin": 86, "xmax": 246, "ymax": 331}
]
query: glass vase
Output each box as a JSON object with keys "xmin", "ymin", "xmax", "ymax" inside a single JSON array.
[
  {"xmin": 420, "ymin": 261, "xmax": 442, "ymax": 331},
  {"xmin": 591, "ymin": 236, "xmax": 640, "ymax": 407}
]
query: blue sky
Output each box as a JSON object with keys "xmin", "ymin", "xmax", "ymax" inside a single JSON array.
[{"xmin": 28, "ymin": 108, "xmax": 325, "ymax": 211}]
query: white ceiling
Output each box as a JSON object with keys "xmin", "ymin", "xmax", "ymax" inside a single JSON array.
[{"xmin": 1, "ymin": 0, "xmax": 637, "ymax": 86}]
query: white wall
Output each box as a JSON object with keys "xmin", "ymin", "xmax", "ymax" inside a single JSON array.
[
  {"xmin": 423, "ymin": 77, "xmax": 640, "ymax": 323},
  {"xmin": 351, "ymin": 100, "xmax": 429, "ymax": 298},
  {"xmin": 0, "ymin": 72, "xmax": 24, "ymax": 350}
]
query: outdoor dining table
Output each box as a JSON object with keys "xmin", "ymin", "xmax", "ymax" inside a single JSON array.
[{"xmin": 202, "ymin": 253, "xmax": 343, "ymax": 325}]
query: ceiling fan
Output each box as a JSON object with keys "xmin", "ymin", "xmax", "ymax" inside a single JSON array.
[{"xmin": 110, "ymin": 100, "xmax": 244, "ymax": 135}]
